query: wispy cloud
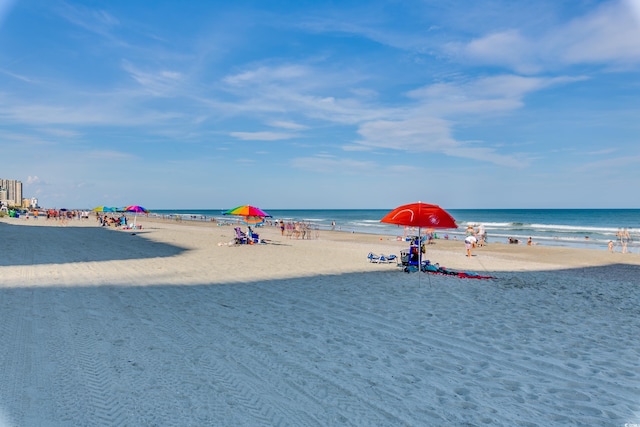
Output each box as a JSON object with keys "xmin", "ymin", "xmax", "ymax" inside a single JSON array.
[
  {"xmin": 0, "ymin": 67, "xmax": 34, "ymax": 83},
  {"xmin": 230, "ymin": 131, "xmax": 298, "ymax": 141},
  {"xmin": 39, "ymin": 128, "xmax": 81, "ymax": 138},
  {"xmin": 574, "ymin": 154, "xmax": 640, "ymax": 172},
  {"xmin": 268, "ymin": 120, "xmax": 308, "ymax": 130},
  {"xmin": 408, "ymin": 74, "xmax": 587, "ymax": 115},
  {"xmin": 121, "ymin": 60, "xmax": 186, "ymax": 97},
  {"xmin": 0, "ymin": 94, "xmax": 185, "ymax": 127},
  {"xmin": 290, "ymin": 155, "xmax": 377, "ymax": 174},
  {"xmin": 56, "ymin": 1, "xmax": 120, "ymax": 38},
  {"xmin": 353, "ymin": 116, "xmax": 526, "ymax": 167},
  {"xmin": 223, "ymin": 65, "xmax": 311, "ymax": 86}
]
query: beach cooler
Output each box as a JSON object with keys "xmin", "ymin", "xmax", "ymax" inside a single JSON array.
[{"xmin": 400, "ymin": 245, "xmax": 420, "ymax": 267}]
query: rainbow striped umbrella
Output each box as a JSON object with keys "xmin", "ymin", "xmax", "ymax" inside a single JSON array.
[{"xmin": 223, "ymin": 205, "xmax": 271, "ymax": 218}]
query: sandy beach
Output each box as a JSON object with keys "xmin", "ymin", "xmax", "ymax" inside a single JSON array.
[{"xmin": 0, "ymin": 216, "xmax": 638, "ymax": 426}]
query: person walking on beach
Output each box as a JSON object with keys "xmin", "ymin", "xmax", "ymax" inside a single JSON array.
[
  {"xmin": 608, "ymin": 240, "xmax": 614, "ymax": 252},
  {"xmin": 464, "ymin": 235, "xmax": 476, "ymax": 257}
]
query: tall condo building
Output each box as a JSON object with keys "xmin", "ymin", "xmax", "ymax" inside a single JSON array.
[{"xmin": 0, "ymin": 179, "xmax": 23, "ymax": 206}]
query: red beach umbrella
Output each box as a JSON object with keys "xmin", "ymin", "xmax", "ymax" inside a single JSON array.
[
  {"xmin": 380, "ymin": 202, "xmax": 457, "ymax": 229},
  {"xmin": 381, "ymin": 202, "xmax": 457, "ymax": 272}
]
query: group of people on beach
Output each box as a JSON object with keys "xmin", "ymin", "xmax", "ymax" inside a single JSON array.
[
  {"xmin": 96, "ymin": 212, "xmax": 128, "ymax": 228},
  {"xmin": 610, "ymin": 228, "xmax": 632, "ymax": 253},
  {"xmin": 277, "ymin": 220, "xmax": 319, "ymax": 240}
]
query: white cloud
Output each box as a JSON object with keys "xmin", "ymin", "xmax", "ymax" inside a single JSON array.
[
  {"xmin": 290, "ymin": 155, "xmax": 376, "ymax": 174},
  {"xmin": 230, "ymin": 131, "xmax": 297, "ymax": 141},
  {"xmin": 554, "ymin": 0, "xmax": 640, "ymax": 65},
  {"xmin": 408, "ymin": 74, "xmax": 586, "ymax": 116},
  {"xmin": 268, "ymin": 120, "xmax": 308, "ymax": 130},
  {"xmin": 224, "ymin": 65, "xmax": 310, "ymax": 86},
  {"xmin": 356, "ymin": 117, "xmax": 456, "ymax": 152},
  {"xmin": 461, "ymin": 30, "xmax": 539, "ymax": 74},
  {"xmin": 455, "ymin": 0, "xmax": 640, "ymax": 72},
  {"xmin": 26, "ymin": 176, "xmax": 40, "ymax": 184},
  {"xmin": 354, "ymin": 117, "xmax": 525, "ymax": 167}
]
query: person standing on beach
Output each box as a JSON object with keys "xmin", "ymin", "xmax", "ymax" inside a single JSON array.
[
  {"xmin": 608, "ymin": 240, "xmax": 614, "ymax": 252},
  {"xmin": 622, "ymin": 228, "xmax": 630, "ymax": 253},
  {"xmin": 477, "ymin": 224, "xmax": 486, "ymax": 246}
]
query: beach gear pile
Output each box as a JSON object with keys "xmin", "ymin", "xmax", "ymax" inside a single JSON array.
[{"xmin": 406, "ymin": 260, "xmax": 495, "ymax": 279}]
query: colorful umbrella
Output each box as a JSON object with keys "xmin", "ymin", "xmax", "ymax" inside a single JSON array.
[
  {"xmin": 124, "ymin": 205, "xmax": 149, "ymax": 213},
  {"xmin": 91, "ymin": 206, "xmax": 117, "ymax": 212},
  {"xmin": 242, "ymin": 215, "xmax": 267, "ymax": 225},
  {"xmin": 223, "ymin": 205, "xmax": 271, "ymax": 218},
  {"xmin": 124, "ymin": 205, "xmax": 149, "ymax": 227},
  {"xmin": 381, "ymin": 202, "xmax": 457, "ymax": 273}
]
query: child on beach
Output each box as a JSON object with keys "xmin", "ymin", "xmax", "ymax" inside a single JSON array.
[{"xmin": 608, "ymin": 240, "xmax": 614, "ymax": 252}]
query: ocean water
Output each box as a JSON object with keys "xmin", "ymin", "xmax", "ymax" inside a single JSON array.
[{"xmin": 152, "ymin": 209, "xmax": 640, "ymax": 251}]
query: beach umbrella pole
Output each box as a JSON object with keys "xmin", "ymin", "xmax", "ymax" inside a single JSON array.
[{"xmin": 418, "ymin": 226, "xmax": 422, "ymax": 286}]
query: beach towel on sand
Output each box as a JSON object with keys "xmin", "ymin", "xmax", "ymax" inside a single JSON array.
[{"xmin": 417, "ymin": 262, "xmax": 495, "ymax": 279}]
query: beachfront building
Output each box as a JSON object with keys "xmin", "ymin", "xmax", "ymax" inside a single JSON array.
[
  {"xmin": 0, "ymin": 178, "xmax": 23, "ymax": 207},
  {"xmin": 22, "ymin": 198, "xmax": 36, "ymax": 208}
]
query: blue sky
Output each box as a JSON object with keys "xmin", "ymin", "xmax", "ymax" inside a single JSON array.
[{"xmin": 1, "ymin": 0, "xmax": 639, "ymax": 209}]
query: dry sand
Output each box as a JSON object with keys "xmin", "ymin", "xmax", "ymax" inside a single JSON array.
[{"xmin": 0, "ymin": 216, "xmax": 639, "ymax": 426}]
